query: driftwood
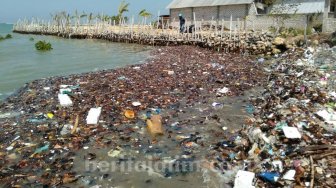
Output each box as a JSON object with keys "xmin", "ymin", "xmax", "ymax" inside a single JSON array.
[
  {"xmin": 312, "ymin": 151, "xmax": 336, "ymax": 160},
  {"xmin": 288, "ymin": 145, "xmax": 336, "ymax": 157}
]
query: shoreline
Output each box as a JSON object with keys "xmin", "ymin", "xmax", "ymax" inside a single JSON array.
[
  {"xmin": 0, "ymin": 44, "xmax": 335, "ymax": 187},
  {"xmin": 13, "ymin": 26, "xmax": 277, "ymax": 55}
]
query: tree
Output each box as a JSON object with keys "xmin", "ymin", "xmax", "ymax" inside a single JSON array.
[
  {"xmin": 139, "ymin": 9, "xmax": 151, "ymax": 18},
  {"xmin": 139, "ymin": 9, "xmax": 152, "ymax": 25},
  {"xmin": 118, "ymin": 1, "xmax": 129, "ymax": 24},
  {"xmin": 87, "ymin": 13, "xmax": 95, "ymax": 25},
  {"xmin": 263, "ymin": 0, "xmax": 276, "ymax": 6},
  {"xmin": 72, "ymin": 10, "xmax": 80, "ymax": 27}
]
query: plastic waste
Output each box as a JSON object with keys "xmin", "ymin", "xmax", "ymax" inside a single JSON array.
[
  {"xmin": 60, "ymin": 88, "xmax": 72, "ymax": 94},
  {"xmin": 107, "ymin": 148, "xmax": 122, "ymax": 158},
  {"xmin": 61, "ymin": 124, "xmax": 73, "ymax": 135},
  {"xmin": 234, "ymin": 170, "xmax": 255, "ymax": 188},
  {"xmin": 282, "ymin": 170, "xmax": 296, "ymax": 180},
  {"xmin": 245, "ymin": 104, "xmax": 255, "ymax": 114},
  {"xmin": 58, "ymin": 93, "xmax": 73, "ymax": 107},
  {"xmin": 33, "ymin": 144, "xmax": 49, "ymax": 154},
  {"xmin": 316, "ymin": 109, "xmax": 336, "ymax": 126},
  {"xmin": 146, "ymin": 114, "xmax": 164, "ymax": 136},
  {"xmin": 282, "ymin": 126, "xmax": 301, "ymax": 139},
  {"xmin": 27, "ymin": 118, "xmax": 46, "ymax": 123},
  {"xmin": 272, "ymin": 161, "xmax": 283, "ymax": 172},
  {"xmin": 217, "ymin": 87, "xmax": 229, "ymax": 94},
  {"xmin": 259, "ymin": 172, "xmax": 280, "ymax": 183},
  {"xmin": 86, "ymin": 107, "xmax": 102, "ymax": 124},
  {"xmin": 124, "ymin": 110, "xmax": 135, "ymax": 119},
  {"xmin": 132, "ymin": 101, "xmax": 141, "ymax": 107},
  {"xmin": 47, "ymin": 112, "xmax": 54, "ymax": 119},
  {"xmin": 167, "ymin": 70, "xmax": 175, "ymax": 75},
  {"xmin": 212, "ymin": 102, "xmax": 224, "ymax": 109},
  {"xmin": 0, "ymin": 111, "xmax": 22, "ymax": 119},
  {"xmin": 258, "ymin": 58, "xmax": 265, "ymax": 63}
]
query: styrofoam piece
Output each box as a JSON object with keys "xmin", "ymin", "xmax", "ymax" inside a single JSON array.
[
  {"xmin": 218, "ymin": 87, "xmax": 229, "ymax": 94},
  {"xmin": 317, "ymin": 110, "xmax": 336, "ymax": 123},
  {"xmin": 234, "ymin": 170, "xmax": 255, "ymax": 188},
  {"xmin": 132, "ymin": 101, "xmax": 141, "ymax": 106},
  {"xmin": 86, "ymin": 107, "xmax": 102, "ymax": 124},
  {"xmin": 282, "ymin": 170, "xmax": 296, "ymax": 180},
  {"xmin": 58, "ymin": 94, "xmax": 73, "ymax": 107},
  {"xmin": 282, "ymin": 127, "xmax": 302, "ymax": 139}
]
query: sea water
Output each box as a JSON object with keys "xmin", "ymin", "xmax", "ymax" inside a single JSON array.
[{"xmin": 0, "ymin": 23, "xmax": 152, "ymax": 100}]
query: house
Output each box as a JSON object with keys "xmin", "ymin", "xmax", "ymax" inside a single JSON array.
[
  {"xmin": 167, "ymin": 0, "xmax": 254, "ymax": 24},
  {"xmin": 166, "ymin": 0, "xmax": 336, "ymax": 32}
]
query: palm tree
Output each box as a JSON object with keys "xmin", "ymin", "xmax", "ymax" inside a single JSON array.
[
  {"xmin": 80, "ymin": 12, "xmax": 87, "ymax": 26},
  {"xmin": 118, "ymin": 1, "xmax": 129, "ymax": 24},
  {"xmin": 138, "ymin": 9, "xmax": 152, "ymax": 25},
  {"xmin": 139, "ymin": 9, "xmax": 151, "ymax": 18},
  {"xmin": 87, "ymin": 13, "xmax": 95, "ymax": 26},
  {"xmin": 72, "ymin": 10, "xmax": 80, "ymax": 27}
]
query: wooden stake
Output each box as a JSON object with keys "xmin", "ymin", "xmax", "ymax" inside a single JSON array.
[{"xmin": 310, "ymin": 156, "xmax": 314, "ymax": 188}]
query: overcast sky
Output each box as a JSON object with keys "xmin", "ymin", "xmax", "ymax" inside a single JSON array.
[{"xmin": 0, "ymin": 0, "xmax": 172, "ymax": 23}]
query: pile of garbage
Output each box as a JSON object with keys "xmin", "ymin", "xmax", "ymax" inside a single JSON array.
[
  {"xmin": 0, "ymin": 44, "xmax": 335, "ymax": 187},
  {"xmin": 205, "ymin": 45, "xmax": 336, "ymax": 187},
  {"xmin": 0, "ymin": 46, "xmax": 265, "ymax": 187}
]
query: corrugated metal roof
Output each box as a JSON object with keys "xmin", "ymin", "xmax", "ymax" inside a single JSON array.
[
  {"xmin": 270, "ymin": 0, "xmax": 325, "ymax": 14},
  {"xmin": 167, "ymin": 0, "xmax": 254, "ymax": 9}
]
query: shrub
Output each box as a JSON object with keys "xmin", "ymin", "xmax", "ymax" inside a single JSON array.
[
  {"xmin": 312, "ymin": 23, "xmax": 322, "ymax": 33},
  {"xmin": 35, "ymin": 40, "xmax": 53, "ymax": 51},
  {"xmin": 0, "ymin": 35, "xmax": 4, "ymax": 41},
  {"xmin": 5, "ymin": 34, "xmax": 12, "ymax": 39}
]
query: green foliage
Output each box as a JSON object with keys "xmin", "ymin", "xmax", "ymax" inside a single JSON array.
[
  {"xmin": 139, "ymin": 9, "xmax": 152, "ymax": 18},
  {"xmin": 118, "ymin": 1, "xmax": 129, "ymax": 16},
  {"xmin": 0, "ymin": 34, "xmax": 12, "ymax": 41},
  {"xmin": 313, "ymin": 23, "xmax": 322, "ymax": 33},
  {"xmin": 332, "ymin": 38, "xmax": 336, "ymax": 46},
  {"xmin": 118, "ymin": 0, "xmax": 129, "ymax": 21},
  {"xmin": 35, "ymin": 41, "xmax": 53, "ymax": 51},
  {"xmin": 5, "ymin": 34, "xmax": 12, "ymax": 39},
  {"xmin": 269, "ymin": 26, "xmax": 308, "ymax": 37},
  {"xmin": 263, "ymin": 0, "xmax": 276, "ymax": 5}
]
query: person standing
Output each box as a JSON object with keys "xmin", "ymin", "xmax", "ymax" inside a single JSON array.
[{"xmin": 179, "ymin": 13, "xmax": 185, "ymax": 33}]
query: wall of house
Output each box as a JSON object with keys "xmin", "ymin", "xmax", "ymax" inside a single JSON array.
[
  {"xmin": 219, "ymin": 4, "xmax": 248, "ymax": 20},
  {"xmin": 194, "ymin": 6, "xmax": 218, "ymax": 21},
  {"xmin": 169, "ymin": 3, "xmax": 326, "ymax": 32},
  {"xmin": 246, "ymin": 14, "xmax": 312, "ymax": 30},
  {"xmin": 324, "ymin": 18, "xmax": 336, "ymax": 32},
  {"xmin": 170, "ymin": 4, "xmax": 249, "ymax": 28},
  {"xmin": 246, "ymin": 3, "xmax": 324, "ymax": 31}
]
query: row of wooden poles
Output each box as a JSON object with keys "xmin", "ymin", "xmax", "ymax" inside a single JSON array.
[{"xmin": 13, "ymin": 15, "xmax": 267, "ymax": 54}]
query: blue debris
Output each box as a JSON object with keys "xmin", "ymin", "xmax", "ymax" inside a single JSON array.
[
  {"xmin": 259, "ymin": 172, "xmax": 280, "ymax": 183},
  {"xmin": 245, "ymin": 104, "xmax": 255, "ymax": 114},
  {"xmin": 34, "ymin": 144, "xmax": 50, "ymax": 154}
]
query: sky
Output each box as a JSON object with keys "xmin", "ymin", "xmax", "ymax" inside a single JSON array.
[{"xmin": 0, "ymin": 0, "xmax": 172, "ymax": 23}]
